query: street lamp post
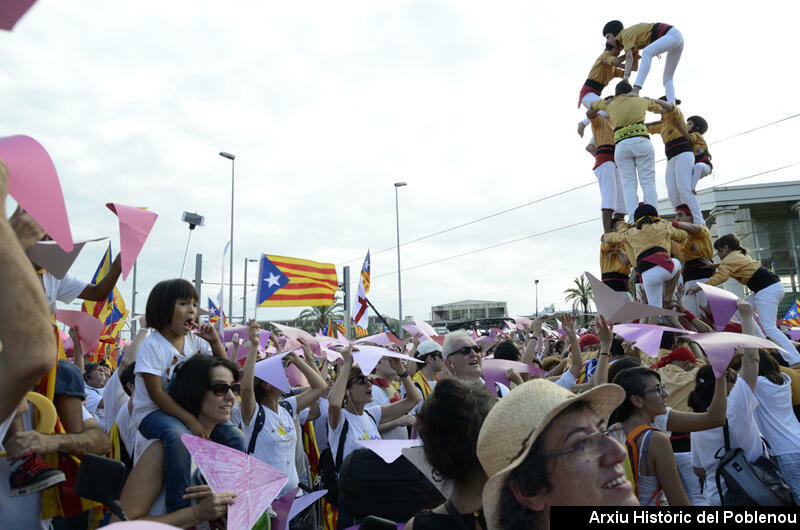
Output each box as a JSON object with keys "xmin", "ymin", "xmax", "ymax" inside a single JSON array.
[
  {"xmin": 534, "ymin": 279, "xmax": 539, "ymax": 317},
  {"xmin": 394, "ymin": 181, "xmax": 407, "ymax": 336},
  {"xmin": 219, "ymin": 151, "xmax": 236, "ymax": 322},
  {"xmin": 243, "ymin": 258, "xmax": 258, "ymax": 324}
]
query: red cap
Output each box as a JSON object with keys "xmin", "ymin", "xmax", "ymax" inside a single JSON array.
[
  {"xmin": 722, "ymin": 322, "xmax": 742, "ymax": 334},
  {"xmin": 579, "ymin": 334, "xmax": 601, "ymax": 350},
  {"xmin": 652, "ymin": 346, "xmax": 697, "ymax": 369}
]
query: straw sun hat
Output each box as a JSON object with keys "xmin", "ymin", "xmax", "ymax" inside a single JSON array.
[{"xmin": 476, "ymin": 379, "xmax": 625, "ymax": 530}]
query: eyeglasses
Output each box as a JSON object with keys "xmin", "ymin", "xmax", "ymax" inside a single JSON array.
[
  {"xmin": 450, "ymin": 345, "xmax": 481, "ymax": 356},
  {"xmin": 726, "ymin": 373, "xmax": 738, "ymax": 384},
  {"xmin": 643, "ymin": 384, "xmax": 667, "ymax": 397},
  {"xmin": 545, "ymin": 423, "xmax": 626, "ymax": 459},
  {"xmin": 208, "ymin": 382, "xmax": 240, "ymax": 396}
]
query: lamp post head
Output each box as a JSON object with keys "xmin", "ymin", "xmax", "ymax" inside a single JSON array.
[
  {"xmin": 219, "ymin": 152, "xmax": 236, "ymax": 160},
  {"xmin": 394, "ymin": 181, "xmax": 407, "ymax": 187},
  {"xmin": 534, "ymin": 279, "xmax": 539, "ymax": 284}
]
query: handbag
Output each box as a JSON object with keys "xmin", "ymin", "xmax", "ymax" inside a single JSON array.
[{"xmin": 714, "ymin": 421, "xmax": 795, "ymax": 506}]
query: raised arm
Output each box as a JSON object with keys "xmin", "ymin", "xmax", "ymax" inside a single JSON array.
[
  {"xmin": 289, "ymin": 342, "xmax": 328, "ymax": 412},
  {"xmin": 591, "ymin": 315, "xmax": 613, "ymax": 386},
  {"xmin": 79, "ymin": 254, "xmax": 122, "ymax": 302},
  {"xmin": 562, "ymin": 314, "xmax": 583, "ymax": 380},
  {"xmin": 737, "ymin": 300, "xmax": 759, "ymax": 392},
  {"xmin": 69, "ymin": 327, "xmax": 84, "ymax": 373},
  {"xmin": 195, "ymin": 322, "xmax": 226, "ymax": 358},
  {"xmin": 328, "ymin": 345, "xmax": 354, "ymax": 430},
  {"xmin": 240, "ymin": 320, "xmax": 260, "ymax": 426},
  {"xmin": 0, "ymin": 162, "xmax": 55, "ymax": 420},
  {"xmin": 378, "ymin": 357, "xmax": 422, "ymax": 423},
  {"xmin": 623, "ymin": 49, "xmax": 634, "ymax": 79}
]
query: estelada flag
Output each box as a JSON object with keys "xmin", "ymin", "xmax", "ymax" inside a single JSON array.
[
  {"xmin": 82, "ymin": 243, "xmax": 128, "ymax": 363},
  {"xmin": 360, "ymin": 249, "xmax": 370, "ymax": 294},
  {"xmin": 256, "ymin": 254, "xmax": 338, "ymax": 307},
  {"xmin": 782, "ymin": 299, "xmax": 800, "ymax": 327}
]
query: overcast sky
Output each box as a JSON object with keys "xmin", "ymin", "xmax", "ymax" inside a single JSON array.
[{"xmin": 3, "ymin": 1, "xmax": 800, "ymax": 330}]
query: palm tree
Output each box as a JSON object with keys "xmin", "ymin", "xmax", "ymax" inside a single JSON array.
[
  {"xmin": 293, "ymin": 298, "xmax": 344, "ymax": 333},
  {"xmin": 564, "ymin": 274, "xmax": 593, "ymax": 322}
]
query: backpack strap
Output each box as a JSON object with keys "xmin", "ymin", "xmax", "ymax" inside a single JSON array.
[
  {"xmin": 722, "ymin": 419, "xmax": 731, "ymax": 452},
  {"xmin": 278, "ymin": 399, "xmax": 294, "ymax": 418},
  {"xmin": 334, "ymin": 418, "xmax": 350, "ymax": 472},
  {"xmin": 639, "ymin": 429, "xmax": 663, "ymax": 506},
  {"xmin": 625, "ymin": 424, "xmax": 654, "ymax": 498},
  {"xmin": 247, "ymin": 404, "xmax": 266, "ymax": 455},
  {"xmin": 364, "ymin": 408, "xmax": 378, "ymax": 427}
]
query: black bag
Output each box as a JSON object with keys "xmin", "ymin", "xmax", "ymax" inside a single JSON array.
[
  {"xmin": 714, "ymin": 421, "xmax": 795, "ymax": 506},
  {"xmin": 338, "ymin": 448, "xmax": 444, "ymax": 521},
  {"xmin": 317, "ymin": 417, "xmax": 349, "ymax": 505}
]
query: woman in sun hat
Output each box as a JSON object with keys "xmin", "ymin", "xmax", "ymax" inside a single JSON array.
[{"xmin": 477, "ymin": 379, "xmax": 637, "ymax": 530}]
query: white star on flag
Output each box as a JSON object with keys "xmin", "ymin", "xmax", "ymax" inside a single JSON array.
[{"xmin": 265, "ymin": 272, "xmax": 281, "ymax": 287}]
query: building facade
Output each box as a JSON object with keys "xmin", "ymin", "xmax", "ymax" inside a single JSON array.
[{"xmin": 431, "ymin": 299, "xmax": 508, "ymax": 326}]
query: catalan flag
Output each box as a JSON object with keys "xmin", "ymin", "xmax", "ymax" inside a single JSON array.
[
  {"xmin": 360, "ymin": 250, "xmax": 371, "ymax": 294},
  {"xmin": 207, "ymin": 297, "xmax": 229, "ymax": 327},
  {"xmin": 782, "ymin": 299, "xmax": 800, "ymax": 327},
  {"xmin": 82, "ymin": 244, "xmax": 128, "ymax": 363},
  {"xmin": 256, "ymin": 254, "xmax": 338, "ymax": 307}
]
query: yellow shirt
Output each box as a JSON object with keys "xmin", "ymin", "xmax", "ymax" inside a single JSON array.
[
  {"xmin": 657, "ymin": 107, "xmax": 688, "ymax": 144},
  {"xmin": 592, "ymin": 95, "xmax": 663, "ymax": 129},
  {"xmin": 590, "ymin": 114, "xmax": 615, "ymax": 147},
  {"xmin": 677, "ymin": 225, "xmax": 713, "ymax": 262},
  {"xmin": 705, "ymin": 250, "xmax": 761, "ymax": 287},
  {"xmin": 618, "ymin": 23, "xmax": 655, "ymax": 52},
  {"xmin": 690, "ymin": 132, "xmax": 709, "ymax": 155},
  {"xmin": 600, "ymin": 241, "xmax": 632, "ymax": 275},
  {"xmin": 587, "ymin": 50, "xmax": 624, "ymax": 86},
  {"xmin": 603, "ymin": 221, "xmax": 687, "ymax": 261}
]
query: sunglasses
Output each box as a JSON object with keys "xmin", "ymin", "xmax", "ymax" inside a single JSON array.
[
  {"xmin": 208, "ymin": 382, "xmax": 240, "ymax": 396},
  {"xmin": 348, "ymin": 375, "xmax": 371, "ymax": 386},
  {"xmin": 450, "ymin": 345, "xmax": 481, "ymax": 356}
]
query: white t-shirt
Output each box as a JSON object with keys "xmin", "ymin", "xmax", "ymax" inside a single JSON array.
[
  {"xmin": 116, "ymin": 402, "xmax": 138, "ymax": 460},
  {"xmin": 102, "ymin": 370, "xmax": 130, "ymax": 434},
  {"xmin": 652, "ymin": 407, "xmax": 671, "ymax": 434},
  {"xmin": 752, "ymin": 374, "xmax": 800, "ymax": 456},
  {"xmin": 42, "ymin": 271, "xmax": 87, "ymax": 314},
  {"xmin": 243, "ymin": 396, "xmax": 300, "ymax": 499},
  {"xmin": 690, "ymin": 379, "xmax": 763, "ymax": 506},
  {"xmin": 229, "ymin": 399, "xmax": 243, "ymax": 430},
  {"xmin": 370, "ymin": 384, "xmax": 408, "ymax": 440},
  {"xmin": 85, "ymin": 384, "xmax": 104, "ymax": 421},
  {"xmin": 329, "ymin": 406, "xmax": 383, "ymax": 463},
  {"xmin": 132, "ymin": 331, "xmax": 212, "ymax": 426}
]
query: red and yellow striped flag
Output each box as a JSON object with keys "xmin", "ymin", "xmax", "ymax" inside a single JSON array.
[{"xmin": 256, "ymin": 254, "xmax": 338, "ymax": 307}]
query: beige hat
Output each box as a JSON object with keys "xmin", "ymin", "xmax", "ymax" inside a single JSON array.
[{"xmin": 476, "ymin": 379, "xmax": 625, "ymax": 530}]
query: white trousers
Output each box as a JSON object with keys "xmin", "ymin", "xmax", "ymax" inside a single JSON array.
[
  {"xmin": 615, "ymin": 137, "xmax": 658, "ymax": 219},
  {"xmin": 595, "ymin": 161, "xmax": 626, "ymax": 214},
  {"xmin": 683, "ymin": 277, "xmax": 709, "ymax": 317},
  {"xmin": 666, "ymin": 151, "xmax": 705, "ymax": 225},
  {"xmin": 635, "ymin": 27, "xmax": 684, "ymax": 103},
  {"xmin": 581, "ymin": 91, "xmax": 601, "ymax": 110},
  {"xmin": 746, "ymin": 282, "xmax": 800, "ymax": 364},
  {"xmin": 692, "ymin": 162, "xmax": 711, "ymax": 189},
  {"xmin": 675, "ymin": 452, "xmax": 707, "ymax": 506},
  {"xmin": 641, "ymin": 259, "xmax": 681, "ymax": 309}
]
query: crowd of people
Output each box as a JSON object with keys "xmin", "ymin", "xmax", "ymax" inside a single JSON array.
[{"xmin": 2, "ymin": 18, "xmax": 800, "ymax": 530}]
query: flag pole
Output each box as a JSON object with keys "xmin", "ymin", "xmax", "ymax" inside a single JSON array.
[
  {"xmin": 364, "ymin": 297, "xmax": 394, "ymax": 335},
  {"xmin": 343, "ymin": 266, "xmax": 351, "ymax": 340}
]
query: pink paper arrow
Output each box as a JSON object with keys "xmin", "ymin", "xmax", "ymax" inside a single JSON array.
[
  {"xmin": 106, "ymin": 203, "xmax": 158, "ymax": 280},
  {"xmin": 402, "ymin": 324, "xmax": 432, "ymax": 342},
  {"xmin": 103, "ymin": 522, "xmax": 181, "ymax": 530},
  {"xmin": 26, "ymin": 237, "xmax": 107, "ymax": 279},
  {"xmin": 585, "ymin": 271, "xmax": 681, "ymax": 323},
  {"xmin": 788, "ymin": 329, "xmax": 800, "ymax": 341},
  {"xmin": 355, "ymin": 332, "xmax": 393, "ymax": 347},
  {"xmin": 691, "ymin": 332, "xmax": 784, "ymax": 378},
  {"xmin": 612, "ymin": 323, "xmax": 696, "ymax": 358},
  {"xmin": 352, "ymin": 345, "xmax": 422, "ymax": 375},
  {"xmin": 355, "ymin": 439, "xmax": 423, "ymax": 463},
  {"xmin": 286, "ymin": 363, "xmax": 309, "ymax": 388},
  {"xmin": 221, "ymin": 325, "xmax": 248, "ymax": 343},
  {"xmin": 511, "ymin": 316, "xmax": 533, "ymax": 330},
  {"xmin": 272, "ymin": 488, "xmax": 327, "ymax": 530},
  {"xmin": 270, "ymin": 322, "xmax": 321, "ymax": 355},
  {"xmin": 1, "ymin": 135, "xmax": 73, "ymax": 251},
  {"xmin": 253, "ymin": 353, "xmax": 291, "ymax": 393},
  {"xmin": 180, "ymin": 434, "xmax": 288, "ymax": 530},
  {"xmin": 482, "ymin": 358, "xmax": 546, "ymax": 390},
  {"xmin": 697, "ymin": 283, "xmax": 740, "ymax": 331},
  {"xmin": 54, "ymin": 310, "xmax": 103, "ymax": 353}
]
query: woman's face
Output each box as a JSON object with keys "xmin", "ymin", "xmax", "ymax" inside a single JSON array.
[
  {"xmin": 638, "ymin": 375, "xmax": 668, "ymax": 417},
  {"xmin": 537, "ymin": 408, "xmax": 638, "ymax": 507},
  {"xmin": 199, "ymin": 366, "xmax": 236, "ymax": 425},
  {"xmin": 347, "ymin": 374, "xmax": 373, "ymax": 406},
  {"xmin": 716, "ymin": 245, "xmax": 732, "ymax": 260}
]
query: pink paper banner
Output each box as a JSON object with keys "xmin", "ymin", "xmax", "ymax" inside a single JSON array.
[
  {"xmin": 354, "ymin": 439, "xmax": 423, "ymax": 463},
  {"xmin": 106, "ymin": 203, "xmax": 158, "ymax": 280},
  {"xmin": 253, "ymin": 353, "xmax": 291, "ymax": 393},
  {"xmin": 351, "ymin": 345, "xmax": 422, "ymax": 375},
  {"xmin": 272, "ymin": 488, "xmax": 327, "ymax": 530},
  {"xmin": 585, "ymin": 271, "xmax": 681, "ymax": 323},
  {"xmin": 788, "ymin": 329, "xmax": 800, "ymax": 341},
  {"xmin": 612, "ymin": 323, "xmax": 695, "ymax": 358},
  {"xmin": 1, "ymin": 135, "xmax": 73, "ymax": 251},
  {"xmin": 697, "ymin": 283, "xmax": 740, "ymax": 331},
  {"xmin": 691, "ymin": 332, "xmax": 783, "ymax": 378},
  {"xmin": 270, "ymin": 322, "xmax": 321, "ymax": 355},
  {"xmin": 482, "ymin": 358, "xmax": 547, "ymax": 391},
  {"xmin": 54, "ymin": 310, "xmax": 103, "ymax": 353},
  {"xmin": 181, "ymin": 434, "xmax": 288, "ymax": 530}
]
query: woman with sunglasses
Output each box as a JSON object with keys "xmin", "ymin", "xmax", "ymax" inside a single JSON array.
[
  {"xmin": 240, "ymin": 321, "xmax": 329, "ymax": 500},
  {"xmin": 116, "ymin": 354, "xmax": 241, "ymax": 526},
  {"xmin": 328, "ymin": 344, "xmax": 421, "ymax": 527}
]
